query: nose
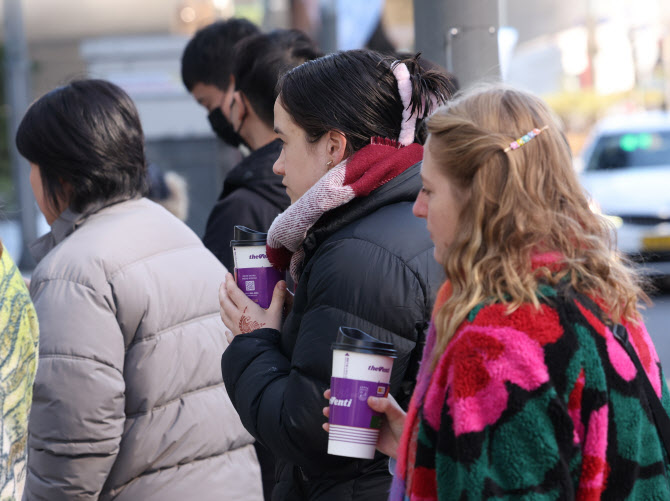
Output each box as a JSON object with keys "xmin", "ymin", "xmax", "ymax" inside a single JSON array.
[
  {"xmin": 273, "ymin": 150, "xmax": 285, "ymax": 176},
  {"xmin": 413, "ymin": 191, "xmax": 427, "ymax": 219}
]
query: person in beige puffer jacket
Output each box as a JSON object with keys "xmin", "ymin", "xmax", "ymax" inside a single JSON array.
[{"xmin": 15, "ymin": 79, "xmax": 262, "ymax": 501}]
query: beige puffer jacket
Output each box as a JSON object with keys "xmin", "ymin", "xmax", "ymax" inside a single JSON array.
[{"xmin": 25, "ymin": 198, "xmax": 262, "ymax": 501}]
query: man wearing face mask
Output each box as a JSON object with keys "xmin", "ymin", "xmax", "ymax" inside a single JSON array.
[
  {"xmin": 182, "ymin": 18, "xmax": 281, "ymax": 270},
  {"xmin": 221, "ymin": 30, "xmax": 321, "ymax": 264}
]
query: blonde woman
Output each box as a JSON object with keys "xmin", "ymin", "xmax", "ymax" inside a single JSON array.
[{"xmin": 342, "ymin": 86, "xmax": 670, "ymax": 499}]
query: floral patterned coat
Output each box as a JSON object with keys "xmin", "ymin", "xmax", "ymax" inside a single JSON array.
[
  {"xmin": 392, "ymin": 280, "xmax": 670, "ymax": 500},
  {"xmin": 0, "ymin": 246, "xmax": 39, "ymax": 500}
]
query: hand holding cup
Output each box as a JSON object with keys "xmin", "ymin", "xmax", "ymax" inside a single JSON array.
[
  {"xmin": 219, "ymin": 273, "xmax": 287, "ymax": 343},
  {"xmin": 325, "ymin": 327, "xmax": 397, "ymax": 459},
  {"xmin": 323, "ymin": 389, "xmax": 406, "ymax": 460}
]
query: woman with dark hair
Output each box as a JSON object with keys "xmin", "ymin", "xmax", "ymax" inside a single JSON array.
[
  {"xmin": 219, "ymin": 51, "xmax": 457, "ymax": 500},
  {"xmin": 16, "ymin": 79, "xmax": 262, "ymax": 501}
]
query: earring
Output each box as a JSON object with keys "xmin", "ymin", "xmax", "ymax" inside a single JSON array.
[{"xmin": 326, "ymin": 160, "xmax": 334, "ymax": 167}]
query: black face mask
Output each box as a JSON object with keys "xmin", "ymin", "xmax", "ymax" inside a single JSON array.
[{"xmin": 208, "ymin": 107, "xmax": 246, "ymax": 148}]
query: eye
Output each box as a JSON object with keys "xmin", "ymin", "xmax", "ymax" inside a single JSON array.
[{"xmin": 420, "ymin": 187, "xmax": 431, "ymax": 195}]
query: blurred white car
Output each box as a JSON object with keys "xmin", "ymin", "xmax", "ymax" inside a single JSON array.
[{"xmin": 578, "ymin": 111, "xmax": 670, "ymax": 278}]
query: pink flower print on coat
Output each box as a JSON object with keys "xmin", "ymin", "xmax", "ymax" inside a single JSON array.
[
  {"xmin": 568, "ymin": 369, "xmax": 586, "ymax": 446},
  {"xmin": 624, "ymin": 319, "xmax": 662, "ymax": 397},
  {"xmin": 577, "ymin": 404, "xmax": 610, "ymax": 500},
  {"xmin": 576, "ymin": 300, "xmax": 661, "ymax": 397},
  {"xmin": 429, "ymin": 324, "xmax": 551, "ymax": 436}
]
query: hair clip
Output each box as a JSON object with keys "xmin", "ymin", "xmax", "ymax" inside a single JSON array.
[
  {"xmin": 504, "ymin": 125, "xmax": 549, "ymax": 152},
  {"xmin": 392, "ymin": 62, "xmax": 417, "ymax": 147}
]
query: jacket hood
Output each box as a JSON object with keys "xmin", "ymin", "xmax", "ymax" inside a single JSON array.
[{"xmin": 220, "ymin": 139, "xmax": 287, "ymax": 211}]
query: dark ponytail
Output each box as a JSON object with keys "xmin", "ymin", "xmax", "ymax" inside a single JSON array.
[
  {"xmin": 277, "ymin": 49, "xmax": 458, "ymax": 156},
  {"xmin": 390, "ymin": 53, "xmax": 459, "ymax": 144}
]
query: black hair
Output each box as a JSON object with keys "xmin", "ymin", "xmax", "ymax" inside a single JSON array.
[
  {"xmin": 16, "ymin": 79, "xmax": 147, "ymax": 214},
  {"xmin": 181, "ymin": 18, "xmax": 259, "ymax": 91},
  {"xmin": 233, "ymin": 29, "xmax": 321, "ymax": 129},
  {"xmin": 277, "ymin": 50, "xmax": 459, "ymax": 155},
  {"xmin": 394, "ymin": 51, "xmax": 460, "ymax": 144}
]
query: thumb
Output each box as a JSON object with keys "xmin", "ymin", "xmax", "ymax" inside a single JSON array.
[
  {"xmin": 267, "ymin": 280, "xmax": 287, "ymax": 314},
  {"xmin": 368, "ymin": 394, "xmax": 404, "ymax": 418}
]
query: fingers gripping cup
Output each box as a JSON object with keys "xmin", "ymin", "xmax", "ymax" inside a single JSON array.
[
  {"xmin": 230, "ymin": 226, "xmax": 284, "ymax": 309},
  {"xmin": 328, "ymin": 326, "xmax": 397, "ymax": 459}
]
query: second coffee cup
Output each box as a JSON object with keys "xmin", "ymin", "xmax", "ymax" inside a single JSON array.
[
  {"xmin": 230, "ymin": 225, "xmax": 284, "ymax": 309},
  {"xmin": 328, "ymin": 326, "xmax": 397, "ymax": 460}
]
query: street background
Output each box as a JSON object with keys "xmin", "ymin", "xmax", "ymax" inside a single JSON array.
[
  {"xmin": 643, "ymin": 291, "xmax": 670, "ymax": 375},
  {"xmin": 1, "ymin": 0, "xmax": 669, "ymax": 367}
]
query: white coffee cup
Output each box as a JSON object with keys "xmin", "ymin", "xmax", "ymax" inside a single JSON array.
[
  {"xmin": 231, "ymin": 225, "xmax": 284, "ymax": 309},
  {"xmin": 328, "ymin": 326, "xmax": 397, "ymax": 459}
]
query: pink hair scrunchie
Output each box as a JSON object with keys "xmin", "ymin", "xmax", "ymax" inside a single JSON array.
[{"xmin": 392, "ymin": 62, "xmax": 417, "ymax": 146}]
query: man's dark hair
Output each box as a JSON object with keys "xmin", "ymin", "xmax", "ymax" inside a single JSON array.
[
  {"xmin": 233, "ymin": 29, "xmax": 321, "ymax": 129},
  {"xmin": 181, "ymin": 18, "xmax": 259, "ymax": 92},
  {"xmin": 277, "ymin": 50, "xmax": 458, "ymax": 156},
  {"xmin": 16, "ymin": 79, "xmax": 147, "ymax": 214}
]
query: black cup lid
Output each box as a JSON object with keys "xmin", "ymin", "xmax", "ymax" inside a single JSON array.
[
  {"xmin": 230, "ymin": 225, "xmax": 267, "ymax": 247},
  {"xmin": 331, "ymin": 326, "xmax": 397, "ymax": 357}
]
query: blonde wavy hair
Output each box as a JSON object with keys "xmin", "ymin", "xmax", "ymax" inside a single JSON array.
[{"xmin": 427, "ymin": 85, "xmax": 648, "ymax": 367}]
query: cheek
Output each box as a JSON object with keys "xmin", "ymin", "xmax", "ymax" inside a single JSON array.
[
  {"xmin": 428, "ymin": 200, "xmax": 452, "ymax": 243},
  {"xmin": 307, "ymin": 162, "xmax": 327, "ymax": 185},
  {"xmin": 284, "ymin": 149, "xmax": 300, "ymax": 179},
  {"xmin": 299, "ymin": 149, "xmax": 326, "ymax": 184},
  {"xmin": 29, "ymin": 168, "xmax": 45, "ymax": 205},
  {"xmin": 29, "ymin": 168, "xmax": 38, "ymax": 192}
]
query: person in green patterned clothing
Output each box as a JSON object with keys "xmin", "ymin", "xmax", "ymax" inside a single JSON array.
[
  {"xmin": 0, "ymin": 241, "xmax": 38, "ymax": 500},
  {"xmin": 327, "ymin": 86, "xmax": 670, "ymax": 500}
]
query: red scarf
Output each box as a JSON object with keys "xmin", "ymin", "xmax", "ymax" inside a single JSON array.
[{"xmin": 266, "ymin": 139, "xmax": 423, "ymax": 283}]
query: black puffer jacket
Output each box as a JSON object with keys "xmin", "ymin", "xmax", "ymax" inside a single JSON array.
[
  {"xmin": 203, "ymin": 139, "xmax": 289, "ymax": 271},
  {"xmin": 221, "ymin": 162, "xmax": 444, "ymax": 501}
]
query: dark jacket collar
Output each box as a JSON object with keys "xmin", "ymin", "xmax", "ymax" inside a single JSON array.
[
  {"xmin": 302, "ymin": 161, "xmax": 423, "ymax": 265},
  {"xmin": 220, "ymin": 139, "xmax": 287, "ymax": 210}
]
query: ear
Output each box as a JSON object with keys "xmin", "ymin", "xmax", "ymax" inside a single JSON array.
[
  {"xmin": 231, "ymin": 90, "xmax": 247, "ymax": 123},
  {"xmin": 49, "ymin": 180, "xmax": 72, "ymax": 215},
  {"xmin": 325, "ymin": 130, "xmax": 347, "ymax": 168}
]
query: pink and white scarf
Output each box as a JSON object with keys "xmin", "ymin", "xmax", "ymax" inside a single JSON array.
[{"xmin": 266, "ymin": 139, "xmax": 424, "ymax": 283}]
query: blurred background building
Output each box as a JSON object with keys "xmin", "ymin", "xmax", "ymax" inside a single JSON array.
[{"xmin": 2, "ymin": 0, "xmax": 670, "ymax": 267}]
